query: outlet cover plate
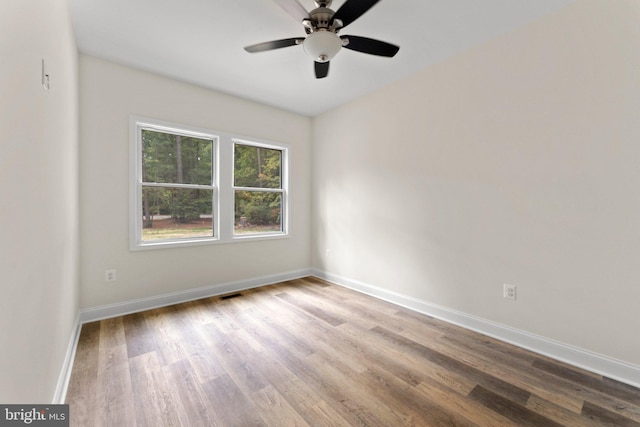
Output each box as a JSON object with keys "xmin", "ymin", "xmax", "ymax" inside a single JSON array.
[
  {"xmin": 503, "ymin": 284, "xmax": 517, "ymax": 300},
  {"xmin": 105, "ymin": 269, "xmax": 117, "ymax": 282}
]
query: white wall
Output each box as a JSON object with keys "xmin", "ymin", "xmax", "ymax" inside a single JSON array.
[
  {"xmin": 79, "ymin": 56, "xmax": 311, "ymax": 308},
  {"xmin": 0, "ymin": 0, "xmax": 79, "ymax": 402},
  {"xmin": 312, "ymin": 0, "xmax": 640, "ymax": 366}
]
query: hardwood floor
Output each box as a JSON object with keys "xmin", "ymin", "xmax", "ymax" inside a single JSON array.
[{"xmin": 66, "ymin": 277, "xmax": 640, "ymax": 426}]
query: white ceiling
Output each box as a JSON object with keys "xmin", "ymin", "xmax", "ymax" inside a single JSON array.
[{"xmin": 71, "ymin": 0, "xmax": 573, "ymax": 117}]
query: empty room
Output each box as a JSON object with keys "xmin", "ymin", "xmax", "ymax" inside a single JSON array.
[{"xmin": 2, "ymin": 0, "xmax": 640, "ymax": 425}]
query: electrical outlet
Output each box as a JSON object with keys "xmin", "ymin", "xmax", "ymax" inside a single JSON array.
[
  {"xmin": 503, "ymin": 284, "xmax": 517, "ymax": 301},
  {"xmin": 105, "ymin": 269, "xmax": 117, "ymax": 282}
]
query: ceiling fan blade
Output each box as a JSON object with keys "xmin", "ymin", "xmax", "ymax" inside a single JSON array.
[
  {"xmin": 341, "ymin": 35, "xmax": 399, "ymax": 57},
  {"xmin": 272, "ymin": 0, "xmax": 309, "ymax": 22},
  {"xmin": 315, "ymin": 61, "xmax": 330, "ymax": 79},
  {"xmin": 244, "ymin": 38, "xmax": 304, "ymax": 53},
  {"xmin": 332, "ymin": 0, "xmax": 380, "ymax": 29}
]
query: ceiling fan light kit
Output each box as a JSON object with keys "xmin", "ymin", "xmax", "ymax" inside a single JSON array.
[
  {"xmin": 244, "ymin": 0, "xmax": 399, "ymax": 78},
  {"xmin": 303, "ymin": 31, "xmax": 342, "ymax": 62}
]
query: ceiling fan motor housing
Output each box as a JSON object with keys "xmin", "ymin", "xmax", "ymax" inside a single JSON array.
[{"xmin": 306, "ymin": 6, "xmax": 340, "ymax": 32}]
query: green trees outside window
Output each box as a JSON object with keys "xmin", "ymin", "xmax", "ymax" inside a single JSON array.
[
  {"xmin": 233, "ymin": 144, "xmax": 283, "ymax": 234},
  {"xmin": 141, "ymin": 129, "xmax": 214, "ymax": 241}
]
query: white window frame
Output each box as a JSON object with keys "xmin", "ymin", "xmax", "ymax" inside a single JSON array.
[
  {"xmin": 129, "ymin": 116, "xmax": 290, "ymax": 251},
  {"xmin": 232, "ymin": 139, "xmax": 289, "ymax": 240}
]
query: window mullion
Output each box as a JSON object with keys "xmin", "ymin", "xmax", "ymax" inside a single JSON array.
[{"xmin": 218, "ymin": 134, "xmax": 234, "ymax": 241}]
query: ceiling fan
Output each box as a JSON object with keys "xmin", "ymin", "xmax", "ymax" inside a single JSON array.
[{"xmin": 244, "ymin": 0, "xmax": 400, "ymax": 79}]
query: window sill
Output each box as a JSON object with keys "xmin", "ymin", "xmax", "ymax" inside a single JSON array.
[{"xmin": 130, "ymin": 233, "xmax": 289, "ymax": 251}]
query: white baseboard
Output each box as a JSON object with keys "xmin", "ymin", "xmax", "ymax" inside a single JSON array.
[
  {"xmin": 79, "ymin": 269, "xmax": 313, "ymax": 324},
  {"xmin": 52, "ymin": 313, "xmax": 82, "ymax": 404},
  {"xmin": 312, "ymin": 269, "xmax": 640, "ymax": 390}
]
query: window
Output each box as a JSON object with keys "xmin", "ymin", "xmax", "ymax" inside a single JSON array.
[
  {"xmin": 132, "ymin": 122, "xmax": 217, "ymax": 247},
  {"xmin": 234, "ymin": 142, "xmax": 285, "ymax": 236},
  {"xmin": 130, "ymin": 117, "xmax": 288, "ymax": 250}
]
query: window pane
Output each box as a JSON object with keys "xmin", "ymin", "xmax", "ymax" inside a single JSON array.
[
  {"xmin": 234, "ymin": 191, "xmax": 282, "ymax": 234},
  {"xmin": 234, "ymin": 144, "xmax": 281, "ymax": 189},
  {"xmin": 142, "ymin": 129, "xmax": 213, "ymax": 185},
  {"xmin": 141, "ymin": 186, "xmax": 213, "ymax": 241}
]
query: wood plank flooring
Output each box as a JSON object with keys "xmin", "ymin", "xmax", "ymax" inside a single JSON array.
[{"xmin": 66, "ymin": 277, "xmax": 640, "ymax": 426}]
